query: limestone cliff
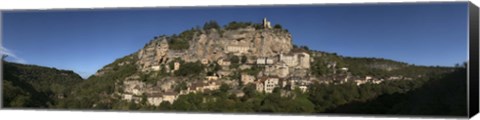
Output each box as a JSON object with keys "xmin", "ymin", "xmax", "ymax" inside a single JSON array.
[{"xmin": 133, "ymin": 25, "xmax": 293, "ymax": 72}]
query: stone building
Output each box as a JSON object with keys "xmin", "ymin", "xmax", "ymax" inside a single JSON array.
[
  {"xmin": 232, "ymin": 90, "xmax": 245, "ymax": 97},
  {"xmin": 298, "ymin": 85, "xmax": 308, "ymax": 93},
  {"xmin": 241, "ymin": 74, "xmax": 255, "ymax": 85},
  {"xmin": 256, "ymin": 57, "xmax": 274, "ymax": 65},
  {"xmin": 255, "ymin": 77, "xmax": 267, "ymax": 92},
  {"xmin": 185, "ymin": 81, "xmax": 221, "ymax": 94},
  {"xmin": 278, "ymin": 51, "xmax": 311, "ymax": 69},
  {"xmin": 226, "ymin": 45, "xmax": 250, "ymax": 54},
  {"xmin": 279, "ymin": 53, "xmax": 298, "ymax": 67},
  {"xmin": 205, "ymin": 74, "xmax": 219, "ymax": 81},
  {"xmin": 146, "ymin": 93, "xmax": 163, "ymax": 106},
  {"xmin": 201, "ymin": 59, "xmax": 209, "ymax": 65},
  {"xmin": 296, "ymin": 52, "xmax": 311, "ymax": 69},
  {"xmin": 217, "ymin": 58, "xmax": 231, "ymax": 66},
  {"xmin": 173, "ymin": 62, "xmax": 180, "ymax": 71},
  {"xmin": 263, "ymin": 17, "xmax": 272, "ymax": 29},
  {"xmin": 151, "ymin": 65, "xmax": 161, "ymax": 71},
  {"xmin": 264, "ymin": 77, "xmax": 279, "ymax": 93},
  {"xmin": 162, "ymin": 91, "xmax": 178, "ymax": 104}
]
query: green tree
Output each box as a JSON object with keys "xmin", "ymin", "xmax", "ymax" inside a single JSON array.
[
  {"xmin": 158, "ymin": 102, "xmax": 171, "ymax": 110},
  {"xmin": 241, "ymin": 55, "xmax": 247, "ymax": 64},
  {"xmin": 220, "ymin": 84, "xmax": 230, "ymax": 93},
  {"xmin": 175, "ymin": 61, "xmax": 205, "ymax": 77},
  {"xmin": 273, "ymin": 24, "xmax": 282, "ymax": 29},
  {"xmin": 203, "ymin": 20, "xmax": 221, "ymax": 30}
]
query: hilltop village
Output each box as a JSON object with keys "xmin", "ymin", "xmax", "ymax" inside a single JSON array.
[{"xmin": 93, "ymin": 18, "xmax": 417, "ymax": 106}]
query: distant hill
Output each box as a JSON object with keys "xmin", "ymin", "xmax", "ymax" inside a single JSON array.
[
  {"xmin": 2, "ymin": 61, "xmax": 84, "ymax": 108},
  {"xmin": 327, "ymin": 66, "xmax": 467, "ymax": 116}
]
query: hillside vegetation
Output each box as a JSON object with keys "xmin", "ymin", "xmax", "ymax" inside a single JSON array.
[{"xmin": 3, "ymin": 61, "xmax": 84, "ymax": 108}]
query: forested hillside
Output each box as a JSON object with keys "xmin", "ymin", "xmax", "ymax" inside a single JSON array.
[
  {"xmin": 328, "ymin": 64, "xmax": 467, "ymax": 116},
  {"xmin": 2, "ymin": 61, "xmax": 84, "ymax": 108}
]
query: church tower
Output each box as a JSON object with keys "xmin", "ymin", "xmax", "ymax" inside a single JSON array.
[{"xmin": 263, "ymin": 17, "xmax": 272, "ymax": 29}]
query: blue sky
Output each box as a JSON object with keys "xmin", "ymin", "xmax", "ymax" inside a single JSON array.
[{"xmin": 1, "ymin": 2, "xmax": 468, "ymax": 78}]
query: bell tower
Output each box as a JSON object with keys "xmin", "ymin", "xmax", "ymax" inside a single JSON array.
[{"xmin": 263, "ymin": 17, "xmax": 271, "ymax": 29}]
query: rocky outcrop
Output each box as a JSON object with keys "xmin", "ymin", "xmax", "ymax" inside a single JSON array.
[
  {"xmin": 137, "ymin": 37, "xmax": 169, "ymax": 71},
  {"xmin": 91, "ymin": 19, "xmax": 307, "ymax": 105},
  {"xmin": 133, "ymin": 25, "xmax": 293, "ymax": 72},
  {"xmin": 188, "ymin": 27, "xmax": 293, "ymax": 60}
]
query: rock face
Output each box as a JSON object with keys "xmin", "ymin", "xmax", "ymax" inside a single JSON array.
[
  {"xmin": 134, "ymin": 26, "xmax": 293, "ymax": 72},
  {"xmin": 186, "ymin": 27, "xmax": 292, "ymax": 63},
  {"xmin": 92, "ymin": 19, "xmax": 306, "ymax": 106},
  {"xmin": 137, "ymin": 38, "xmax": 169, "ymax": 71}
]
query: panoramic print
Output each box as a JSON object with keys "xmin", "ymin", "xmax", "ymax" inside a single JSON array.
[{"xmin": 1, "ymin": 2, "xmax": 469, "ymax": 116}]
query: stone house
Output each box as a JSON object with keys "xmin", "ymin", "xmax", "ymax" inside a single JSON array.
[
  {"xmin": 279, "ymin": 53, "xmax": 298, "ymax": 67},
  {"xmin": 205, "ymin": 73, "xmax": 219, "ymax": 81},
  {"xmin": 226, "ymin": 45, "xmax": 250, "ymax": 54},
  {"xmin": 231, "ymin": 90, "xmax": 245, "ymax": 97},
  {"xmin": 201, "ymin": 59, "xmax": 209, "ymax": 65},
  {"xmin": 288, "ymin": 76, "xmax": 310, "ymax": 90},
  {"xmin": 354, "ymin": 79, "xmax": 368, "ymax": 86},
  {"xmin": 151, "ymin": 65, "xmax": 161, "ymax": 71},
  {"xmin": 255, "ymin": 77, "xmax": 267, "ymax": 92},
  {"xmin": 372, "ymin": 79, "xmax": 383, "ymax": 84},
  {"xmin": 291, "ymin": 68, "xmax": 308, "ymax": 77},
  {"xmin": 278, "ymin": 50, "xmax": 311, "ymax": 69},
  {"xmin": 162, "ymin": 91, "xmax": 178, "ymax": 104},
  {"xmin": 186, "ymin": 82, "xmax": 206, "ymax": 93},
  {"xmin": 365, "ymin": 76, "xmax": 373, "ymax": 81},
  {"xmin": 122, "ymin": 94, "xmax": 133, "ymax": 101},
  {"xmin": 296, "ymin": 52, "xmax": 311, "ymax": 69},
  {"xmin": 147, "ymin": 93, "xmax": 163, "ymax": 106},
  {"xmin": 263, "ymin": 17, "xmax": 272, "ymax": 29},
  {"xmin": 173, "ymin": 62, "xmax": 180, "ymax": 71},
  {"xmin": 239, "ymin": 64, "xmax": 252, "ymax": 70},
  {"xmin": 264, "ymin": 77, "xmax": 279, "ymax": 93},
  {"xmin": 241, "ymin": 74, "xmax": 255, "ymax": 85},
  {"xmin": 217, "ymin": 59, "xmax": 231, "ymax": 66},
  {"xmin": 256, "ymin": 57, "xmax": 274, "ymax": 65},
  {"xmin": 298, "ymin": 85, "xmax": 308, "ymax": 93},
  {"xmin": 216, "ymin": 70, "xmax": 231, "ymax": 78},
  {"xmin": 185, "ymin": 81, "xmax": 221, "ymax": 94},
  {"xmin": 291, "ymin": 48, "xmax": 311, "ymax": 69},
  {"xmin": 204, "ymin": 81, "xmax": 221, "ymax": 91}
]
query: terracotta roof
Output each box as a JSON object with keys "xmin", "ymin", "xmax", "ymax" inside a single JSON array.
[
  {"xmin": 164, "ymin": 91, "xmax": 178, "ymax": 96},
  {"xmin": 146, "ymin": 93, "xmax": 163, "ymax": 97},
  {"xmin": 189, "ymin": 82, "xmax": 206, "ymax": 89},
  {"xmin": 268, "ymin": 75, "xmax": 280, "ymax": 78},
  {"xmin": 212, "ymin": 80, "xmax": 222, "ymax": 85},
  {"xmin": 257, "ymin": 76, "xmax": 269, "ymax": 82}
]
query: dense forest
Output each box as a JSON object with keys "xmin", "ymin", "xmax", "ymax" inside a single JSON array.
[
  {"xmin": 328, "ymin": 65, "xmax": 467, "ymax": 116},
  {"xmin": 2, "ymin": 61, "xmax": 84, "ymax": 108}
]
